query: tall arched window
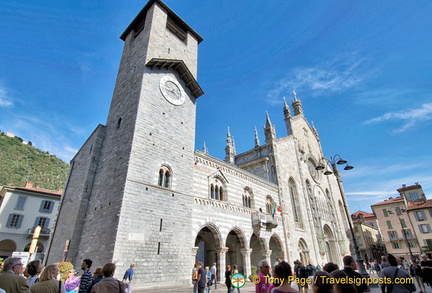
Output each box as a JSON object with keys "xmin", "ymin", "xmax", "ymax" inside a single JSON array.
[
  {"xmin": 289, "ymin": 178, "xmax": 302, "ymax": 227},
  {"xmin": 209, "ymin": 175, "xmax": 227, "ymax": 201},
  {"xmin": 266, "ymin": 196, "xmax": 274, "ymax": 214},
  {"xmin": 158, "ymin": 165, "xmax": 172, "ymax": 188},
  {"xmin": 243, "ymin": 187, "xmax": 253, "ymax": 208}
]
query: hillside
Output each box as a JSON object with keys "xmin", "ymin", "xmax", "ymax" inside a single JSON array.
[{"xmin": 0, "ymin": 132, "xmax": 69, "ymax": 190}]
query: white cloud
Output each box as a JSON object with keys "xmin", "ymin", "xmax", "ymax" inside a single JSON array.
[
  {"xmin": 0, "ymin": 85, "xmax": 14, "ymax": 107},
  {"xmin": 364, "ymin": 103, "xmax": 432, "ymax": 133},
  {"xmin": 1, "ymin": 114, "xmax": 80, "ymax": 163},
  {"xmin": 266, "ymin": 52, "xmax": 371, "ymax": 104}
]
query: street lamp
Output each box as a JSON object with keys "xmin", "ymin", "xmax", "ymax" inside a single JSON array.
[
  {"xmin": 316, "ymin": 155, "xmax": 370, "ymax": 278},
  {"xmin": 386, "ymin": 207, "xmax": 414, "ymax": 259}
]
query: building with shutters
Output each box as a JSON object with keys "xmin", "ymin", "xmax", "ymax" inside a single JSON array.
[{"xmin": 0, "ymin": 182, "xmax": 62, "ymax": 259}]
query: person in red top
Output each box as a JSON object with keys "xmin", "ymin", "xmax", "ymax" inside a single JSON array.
[{"xmin": 256, "ymin": 260, "xmax": 270, "ymax": 293}]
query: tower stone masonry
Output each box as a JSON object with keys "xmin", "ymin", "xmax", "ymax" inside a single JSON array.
[{"xmin": 46, "ymin": 0, "xmax": 351, "ymax": 289}]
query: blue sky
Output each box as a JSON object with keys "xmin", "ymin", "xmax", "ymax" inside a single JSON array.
[{"xmin": 1, "ymin": 1, "xmax": 431, "ymax": 213}]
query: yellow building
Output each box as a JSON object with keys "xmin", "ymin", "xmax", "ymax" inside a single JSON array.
[
  {"xmin": 371, "ymin": 183, "xmax": 432, "ymax": 260},
  {"xmin": 351, "ymin": 211, "xmax": 386, "ymax": 263},
  {"xmin": 398, "ymin": 183, "xmax": 432, "ymax": 256}
]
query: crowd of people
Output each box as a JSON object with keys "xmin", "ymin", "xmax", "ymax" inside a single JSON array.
[
  {"xmin": 192, "ymin": 253, "xmax": 432, "ymax": 293},
  {"xmin": 251, "ymin": 253, "xmax": 432, "ymax": 293},
  {"xmin": 0, "ymin": 257, "xmax": 135, "ymax": 293}
]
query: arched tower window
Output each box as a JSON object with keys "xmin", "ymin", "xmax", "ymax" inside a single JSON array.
[
  {"xmin": 157, "ymin": 165, "xmax": 172, "ymax": 188},
  {"xmin": 266, "ymin": 196, "xmax": 274, "ymax": 214},
  {"xmin": 211, "ymin": 184, "xmax": 215, "ymax": 199},
  {"xmin": 242, "ymin": 187, "xmax": 253, "ymax": 208},
  {"xmin": 209, "ymin": 175, "xmax": 227, "ymax": 201}
]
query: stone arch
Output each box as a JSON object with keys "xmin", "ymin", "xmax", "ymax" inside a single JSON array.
[
  {"xmin": 270, "ymin": 233, "xmax": 284, "ymax": 265},
  {"xmin": 0, "ymin": 239, "xmax": 17, "ymax": 258},
  {"xmin": 157, "ymin": 164, "xmax": 172, "ymax": 188},
  {"xmin": 249, "ymin": 233, "xmax": 267, "ymax": 272},
  {"xmin": 226, "ymin": 227, "xmax": 246, "ymax": 274},
  {"xmin": 24, "ymin": 242, "xmax": 44, "ymax": 253},
  {"xmin": 194, "ymin": 223, "xmax": 223, "ymax": 267},
  {"xmin": 298, "ymin": 238, "xmax": 310, "ymax": 265},
  {"xmin": 323, "ymin": 224, "xmax": 338, "ymax": 263}
]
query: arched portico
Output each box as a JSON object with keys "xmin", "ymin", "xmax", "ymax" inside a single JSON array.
[
  {"xmin": 323, "ymin": 225, "xmax": 338, "ymax": 263},
  {"xmin": 194, "ymin": 223, "xmax": 223, "ymax": 281},
  {"xmin": 249, "ymin": 233, "xmax": 266, "ymax": 273},
  {"xmin": 0, "ymin": 239, "xmax": 16, "ymax": 259},
  {"xmin": 24, "ymin": 242, "xmax": 44, "ymax": 253},
  {"xmin": 270, "ymin": 234, "xmax": 284, "ymax": 265},
  {"xmin": 225, "ymin": 228, "xmax": 246, "ymax": 274},
  {"xmin": 298, "ymin": 238, "xmax": 310, "ymax": 265}
]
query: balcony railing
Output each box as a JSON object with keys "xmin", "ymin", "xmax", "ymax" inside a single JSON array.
[
  {"xmin": 252, "ymin": 211, "xmax": 278, "ymax": 232},
  {"xmin": 27, "ymin": 227, "xmax": 51, "ymax": 237}
]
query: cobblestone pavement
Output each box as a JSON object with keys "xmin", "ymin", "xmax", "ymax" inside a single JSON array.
[{"xmin": 134, "ymin": 273, "xmax": 428, "ymax": 293}]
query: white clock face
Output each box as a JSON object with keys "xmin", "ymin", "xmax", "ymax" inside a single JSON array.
[{"xmin": 159, "ymin": 76, "xmax": 185, "ymax": 106}]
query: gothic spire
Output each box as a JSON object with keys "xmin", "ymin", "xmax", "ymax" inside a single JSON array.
[
  {"xmin": 283, "ymin": 96, "xmax": 291, "ymax": 119},
  {"xmin": 254, "ymin": 126, "xmax": 260, "ymax": 147},
  {"xmin": 225, "ymin": 127, "xmax": 236, "ymax": 163},
  {"xmin": 264, "ymin": 112, "xmax": 276, "ymax": 143},
  {"xmin": 292, "ymin": 91, "xmax": 303, "ymax": 116},
  {"xmin": 203, "ymin": 141, "xmax": 208, "ymax": 154}
]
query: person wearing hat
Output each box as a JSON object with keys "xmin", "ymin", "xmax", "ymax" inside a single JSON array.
[{"xmin": 420, "ymin": 254, "xmax": 432, "ymax": 290}]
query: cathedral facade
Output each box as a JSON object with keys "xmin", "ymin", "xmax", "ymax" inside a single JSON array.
[{"xmin": 46, "ymin": 0, "xmax": 351, "ymax": 289}]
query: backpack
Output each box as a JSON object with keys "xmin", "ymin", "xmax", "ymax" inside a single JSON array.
[
  {"xmin": 306, "ymin": 265, "xmax": 317, "ymax": 276},
  {"xmin": 299, "ymin": 266, "xmax": 309, "ymax": 278}
]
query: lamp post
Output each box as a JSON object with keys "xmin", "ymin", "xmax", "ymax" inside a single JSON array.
[{"xmin": 316, "ymin": 155, "xmax": 370, "ymax": 278}]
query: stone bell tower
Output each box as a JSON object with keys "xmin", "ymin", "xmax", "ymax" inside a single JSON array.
[{"xmin": 47, "ymin": 0, "xmax": 203, "ymax": 288}]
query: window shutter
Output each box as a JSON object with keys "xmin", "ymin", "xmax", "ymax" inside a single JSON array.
[
  {"xmin": 15, "ymin": 196, "xmax": 27, "ymax": 210},
  {"xmin": 6, "ymin": 214, "xmax": 14, "ymax": 228},
  {"xmin": 387, "ymin": 220, "xmax": 393, "ymax": 229},
  {"xmin": 39, "ymin": 201, "xmax": 46, "ymax": 212},
  {"xmin": 396, "ymin": 207, "xmax": 401, "ymax": 215},
  {"xmin": 45, "ymin": 218, "xmax": 50, "ymax": 229},
  {"xmin": 16, "ymin": 214, "xmax": 24, "ymax": 229},
  {"xmin": 34, "ymin": 217, "xmax": 41, "ymax": 227},
  {"xmin": 427, "ymin": 224, "xmax": 431, "ymax": 233},
  {"xmin": 48, "ymin": 201, "xmax": 54, "ymax": 213},
  {"xmin": 383, "ymin": 209, "xmax": 388, "ymax": 217}
]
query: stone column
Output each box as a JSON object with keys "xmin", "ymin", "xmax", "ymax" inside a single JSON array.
[
  {"xmin": 262, "ymin": 249, "xmax": 272, "ymax": 267},
  {"xmin": 216, "ymin": 247, "xmax": 229, "ymax": 283},
  {"xmin": 241, "ymin": 248, "xmax": 253, "ymax": 277}
]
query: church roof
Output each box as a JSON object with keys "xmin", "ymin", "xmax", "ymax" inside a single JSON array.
[{"xmin": 120, "ymin": 0, "xmax": 203, "ymax": 43}]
